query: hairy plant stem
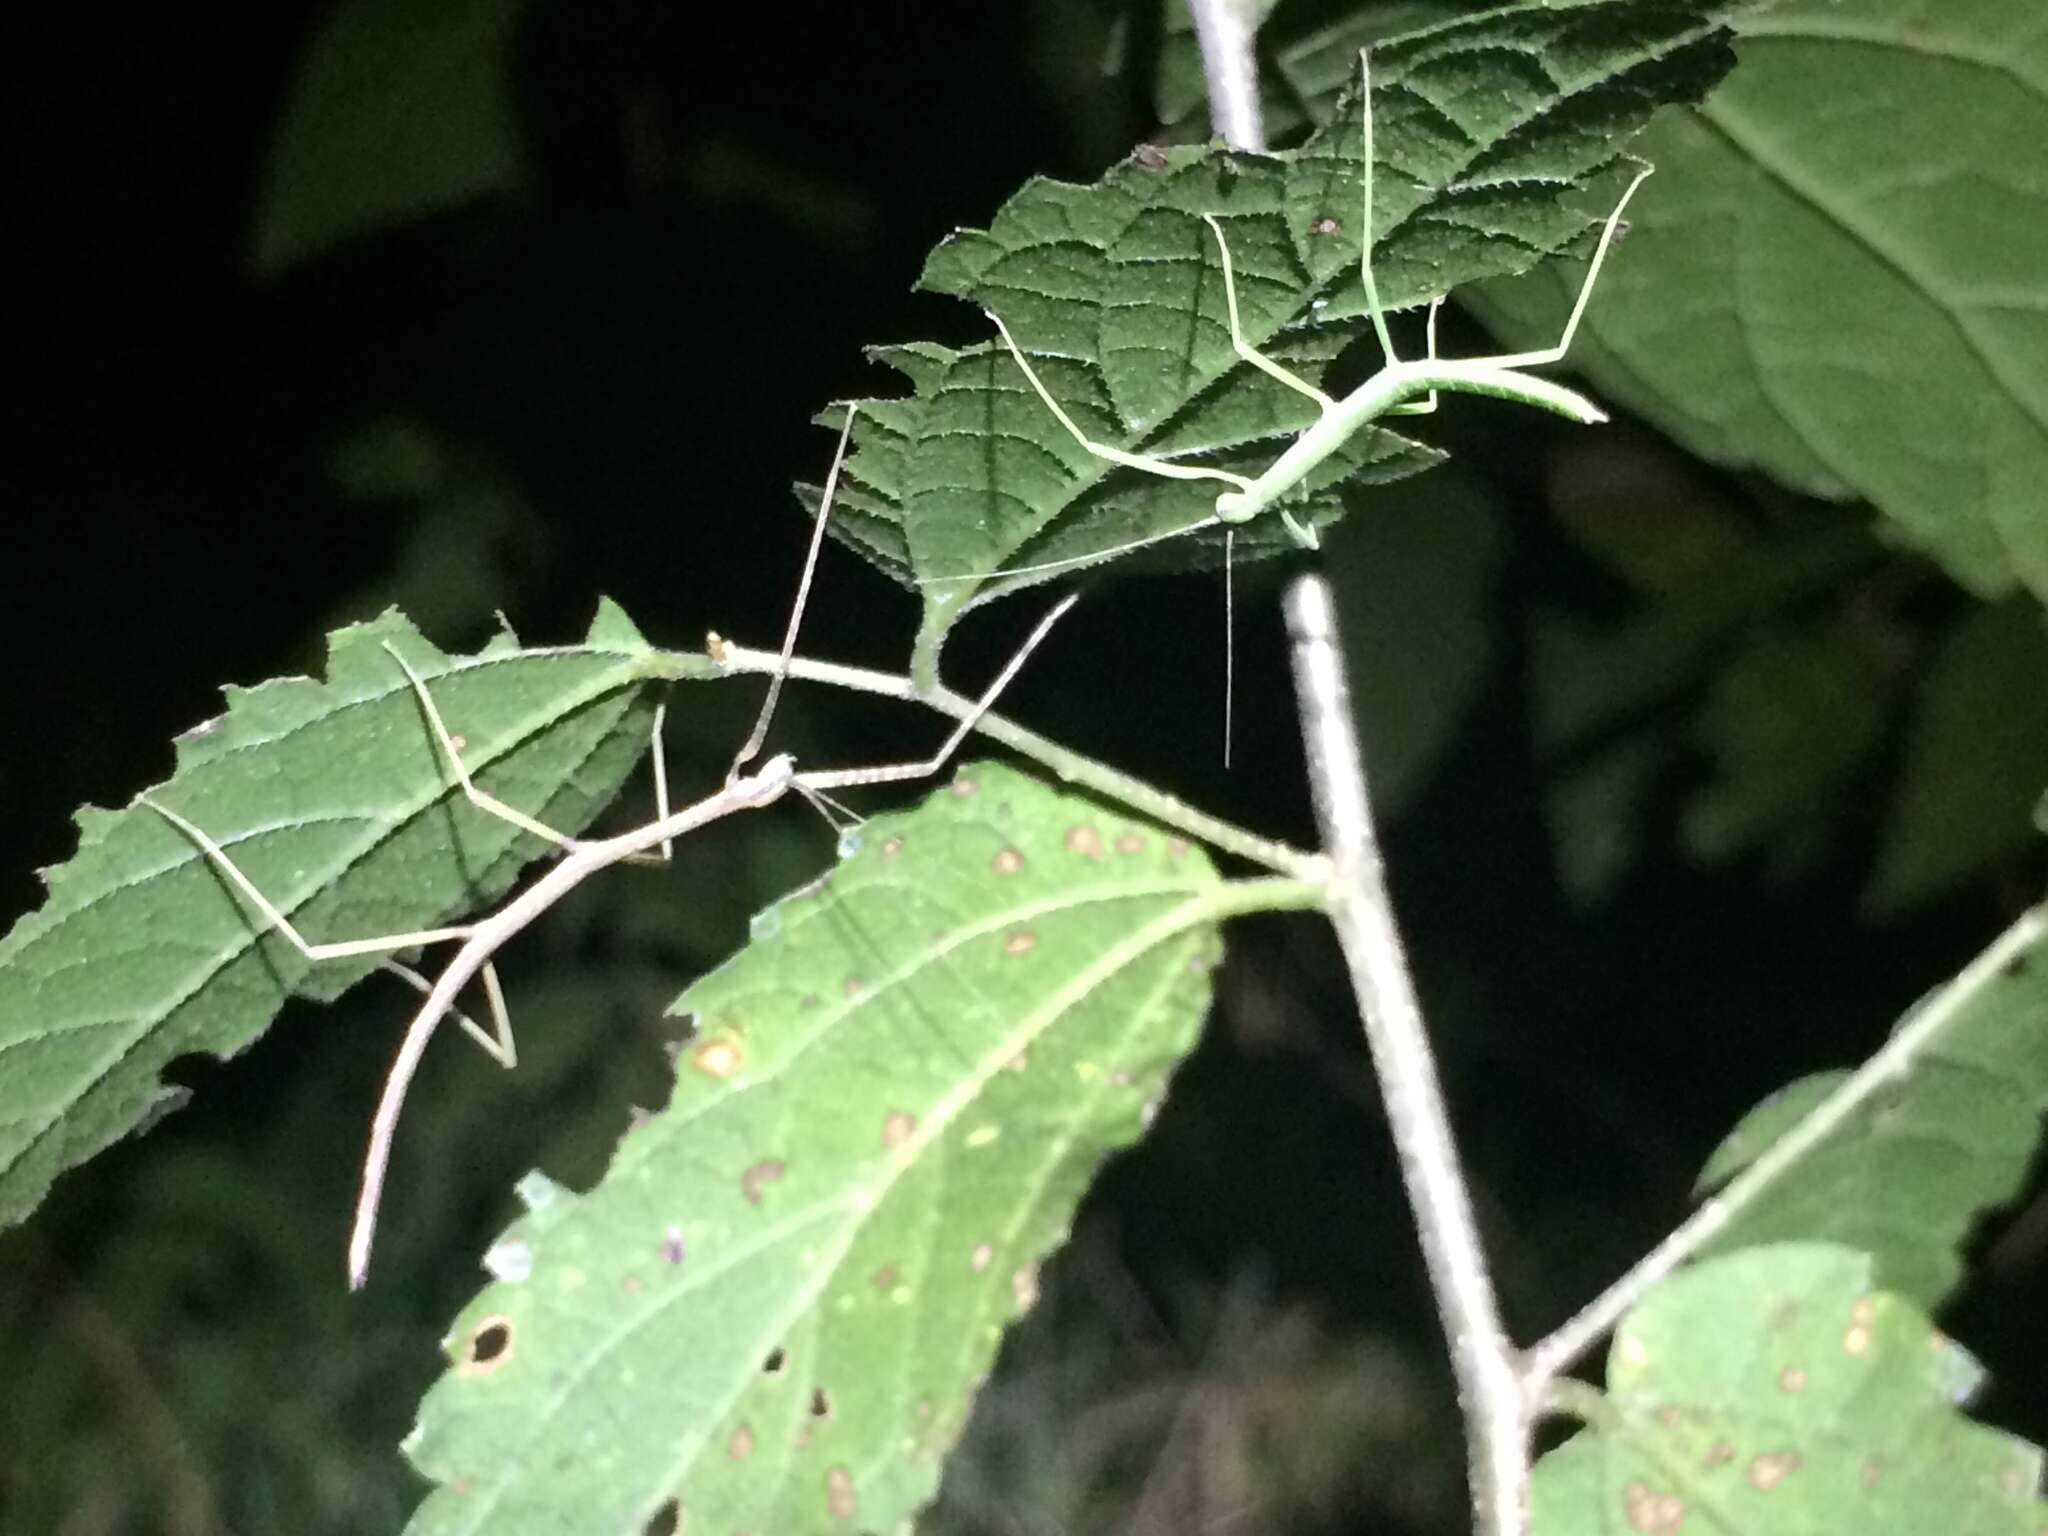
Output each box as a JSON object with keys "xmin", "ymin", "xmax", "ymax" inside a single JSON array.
[
  {"xmin": 705, "ymin": 642, "xmax": 1328, "ymax": 881},
  {"xmin": 1285, "ymin": 575, "xmax": 1528, "ymax": 1536}
]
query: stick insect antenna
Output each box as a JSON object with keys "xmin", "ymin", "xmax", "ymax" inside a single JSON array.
[{"xmin": 728, "ymin": 403, "xmax": 859, "ymax": 783}]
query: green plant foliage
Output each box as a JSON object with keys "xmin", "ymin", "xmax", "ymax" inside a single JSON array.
[
  {"xmin": 1865, "ymin": 599, "xmax": 2048, "ymax": 915},
  {"xmin": 1680, "ymin": 612, "xmax": 1901, "ymax": 872},
  {"xmin": 251, "ymin": 0, "xmax": 532, "ymax": 274},
  {"xmin": 1528, "ymin": 514, "xmax": 1879, "ymax": 903},
  {"xmin": 1324, "ymin": 461, "xmax": 1508, "ymax": 815},
  {"xmin": 1694, "ymin": 910, "xmax": 2048, "ymax": 1307},
  {"xmin": 822, "ymin": 0, "xmax": 1738, "ymax": 657},
  {"xmin": 0, "ymin": 603, "xmax": 695, "ymax": 1234},
  {"xmin": 1531, "ymin": 1244, "xmax": 2048, "ymax": 1532},
  {"xmin": 399, "ymin": 762, "xmax": 1237, "ymax": 1535},
  {"xmin": 1471, "ymin": 0, "xmax": 2048, "ymax": 607}
]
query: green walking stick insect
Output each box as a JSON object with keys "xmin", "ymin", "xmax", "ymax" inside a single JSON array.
[
  {"xmin": 141, "ymin": 408, "xmax": 1076, "ymax": 1287},
  {"xmin": 937, "ymin": 46, "xmax": 1651, "ymax": 586}
]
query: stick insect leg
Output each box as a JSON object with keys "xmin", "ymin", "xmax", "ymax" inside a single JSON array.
[
  {"xmin": 1478, "ymin": 163, "xmax": 1653, "ymax": 372},
  {"xmin": 378, "ymin": 959, "xmax": 516, "ymax": 1068},
  {"xmin": 801, "ymin": 591, "xmax": 1081, "ymax": 794},
  {"xmin": 986, "ymin": 310, "xmax": 1256, "ymax": 496},
  {"xmin": 1356, "ymin": 48, "xmax": 1402, "ymax": 370},
  {"xmin": 143, "ymin": 797, "xmax": 479, "ymax": 961},
  {"xmin": 383, "ymin": 646, "xmax": 603, "ymax": 859},
  {"xmin": 1199, "ymin": 214, "xmax": 1336, "ymax": 414},
  {"xmin": 1385, "ymin": 296, "xmax": 1445, "ymax": 417}
]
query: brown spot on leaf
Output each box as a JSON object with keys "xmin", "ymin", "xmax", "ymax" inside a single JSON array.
[
  {"xmin": 1064, "ymin": 825, "xmax": 1106, "ymax": 860},
  {"xmin": 1012, "ymin": 1262, "xmax": 1040, "ymax": 1311},
  {"xmin": 729, "ymin": 1424, "xmax": 755, "ymax": 1460},
  {"xmin": 1004, "ymin": 1050, "xmax": 1028, "ymax": 1073},
  {"xmin": 1003, "ymin": 928, "xmax": 1036, "ymax": 955},
  {"xmin": 740, "ymin": 1159, "xmax": 787, "ymax": 1205},
  {"xmin": 622, "ymin": 1274, "xmax": 643, "ymax": 1295},
  {"xmin": 1702, "ymin": 1440, "xmax": 1734, "ymax": 1469},
  {"xmin": 1746, "ymin": 1451, "xmax": 1800, "ymax": 1489},
  {"xmin": 660, "ymin": 1226, "xmax": 686, "ymax": 1264},
  {"xmin": 843, "ymin": 975, "xmax": 864, "ymax": 1000},
  {"xmin": 872, "ymin": 1263, "xmax": 900, "ymax": 1292},
  {"xmin": 1862, "ymin": 1455, "xmax": 1883, "ymax": 1489},
  {"xmin": 882, "ymin": 1111, "xmax": 917, "ymax": 1148},
  {"xmin": 693, "ymin": 1037, "xmax": 743, "ymax": 1079},
  {"xmin": 824, "ymin": 1465, "xmax": 856, "ymax": 1521},
  {"xmin": 1622, "ymin": 1481, "xmax": 1685, "ymax": 1533},
  {"xmin": 970, "ymin": 1242, "xmax": 994, "ymax": 1272},
  {"xmin": 991, "ymin": 846, "xmax": 1024, "ymax": 875},
  {"xmin": 1167, "ymin": 837, "xmax": 1189, "ymax": 859},
  {"xmin": 1778, "ymin": 1366, "xmax": 1807, "ymax": 1394},
  {"xmin": 641, "ymin": 1495, "xmax": 681, "ymax": 1536},
  {"xmin": 951, "ymin": 774, "xmax": 978, "ymax": 797},
  {"xmin": 881, "ymin": 836, "xmax": 904, "ymax": 858},
  {"xmin": 1310, "ymin": 215, "xmax": 1342, "ymax": 235},
  {"xmin": 459, "ymin": 1315, "xmax": 514, "ymax": 1375},
  {"xmin": 1114, "ymin": 831, "xmax": 1145, "ymax": 855}
]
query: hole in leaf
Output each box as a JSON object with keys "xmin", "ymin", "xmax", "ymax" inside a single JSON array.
[
  {"xmin": 810, "ymin": 1387, "xmax": 833, "ymax": 1420},
  {"xmin": 641, "ymin": 1496, "xmax": 680, "ymax": 1536},
  {"xmin": 763, "ymin": 1347, "xmax": 787, "ymax": 1375},
  {"xmin": 660, "ymin": 1226, "xmax": 686, "ymax": 1265},
  {"xmin": 461, "ymin": 1316, "xmax": 514, "ymax": 1374}
]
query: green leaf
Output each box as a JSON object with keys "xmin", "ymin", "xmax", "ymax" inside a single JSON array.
[
  {"xmin": 1469, "ymin": 0, "xmax": 2048, "ymax": 605},
  {"xmin": 252, "ymin": 0, "xmax": 531, "ymax": 274},
  {"xmin": 1681, "ymin": 611, "xmax": 1902, "ymax": 873},
  {"xmin": 1531, "ymin": 1244, "xmax": 2047, "ymax": 1533},
  {"xmin": 822, "ymin": 1, "xmax": 1736, "ymax": 657},
  {"xmin": 1694, "ymin": 909, "xmax": 2048, "ymax": 1307},
  {"xmin": 1865, "ymin": 598, "xmax": 2048, "ymax": 916},
  {"xmin": 399, "ymin": 762, "xmax": 1239, "ymax": 1535},
  {"xmin": 0, "ymin": 603, "xmax": 690, "ymax": 1232},
  {"xmin": 1326, "ymin": 461, "xmax": 1508, "ymax": 816}
]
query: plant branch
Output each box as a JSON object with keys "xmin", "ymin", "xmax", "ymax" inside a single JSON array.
[
  {"xmin": 1185, "ymin": 0, "xmax": 1266, "ymax": 151},
  {"xmin": 705, "ymin": 641, "xmax": 1328, "ymax": 881},
  {"xmin": 1284, "ymin": 574, "xmax": 1528, "ymax": 1536},
  {"xmin": 1523, "ymin": 897, "xmax": 2048, "ymax": 1386}
]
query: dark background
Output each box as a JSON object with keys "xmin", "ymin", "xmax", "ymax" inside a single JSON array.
[{"xmin": 4, "ymin": 2, "xmax": 2043, "ymax": 1532}]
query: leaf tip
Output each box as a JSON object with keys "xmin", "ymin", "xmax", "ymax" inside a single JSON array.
[{"xmin": 586, "ymin": 597, "xmax": 649, "ymax": 653}]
